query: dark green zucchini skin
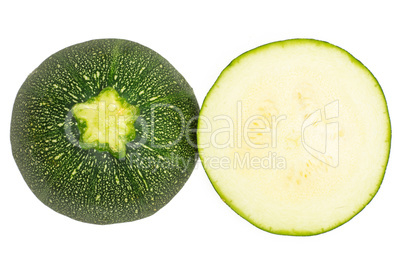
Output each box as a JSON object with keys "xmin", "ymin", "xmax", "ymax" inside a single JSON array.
[{"xmin": 11, "ymin": 39, "xmax": 199, "ymax": 224}]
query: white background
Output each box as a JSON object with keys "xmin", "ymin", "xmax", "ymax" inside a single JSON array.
[{"xmin": 1, "ymin": 1, "xmax": 401, "ymax": 267}]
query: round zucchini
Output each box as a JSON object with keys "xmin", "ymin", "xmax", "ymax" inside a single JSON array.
[
  {"xmin": 11, "ymin": 39, "xmax": 199, "ymax": 224},
  {"xmin": 198, "ymin": 39, "xmax": 391, "ymax": 235}
]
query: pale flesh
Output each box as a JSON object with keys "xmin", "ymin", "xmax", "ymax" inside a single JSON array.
[{"xmin": 198, "ymin": 40, "xmax": 391, "ymax": 235}]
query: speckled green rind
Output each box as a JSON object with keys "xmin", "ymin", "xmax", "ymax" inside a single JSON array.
[
  {"xmin": 11, "ymin": 39, "xmax": 199, "ymax": 224},
  {"xmin": 198, "ymin": 38, "xmax": 391, "ymax": 236}
]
